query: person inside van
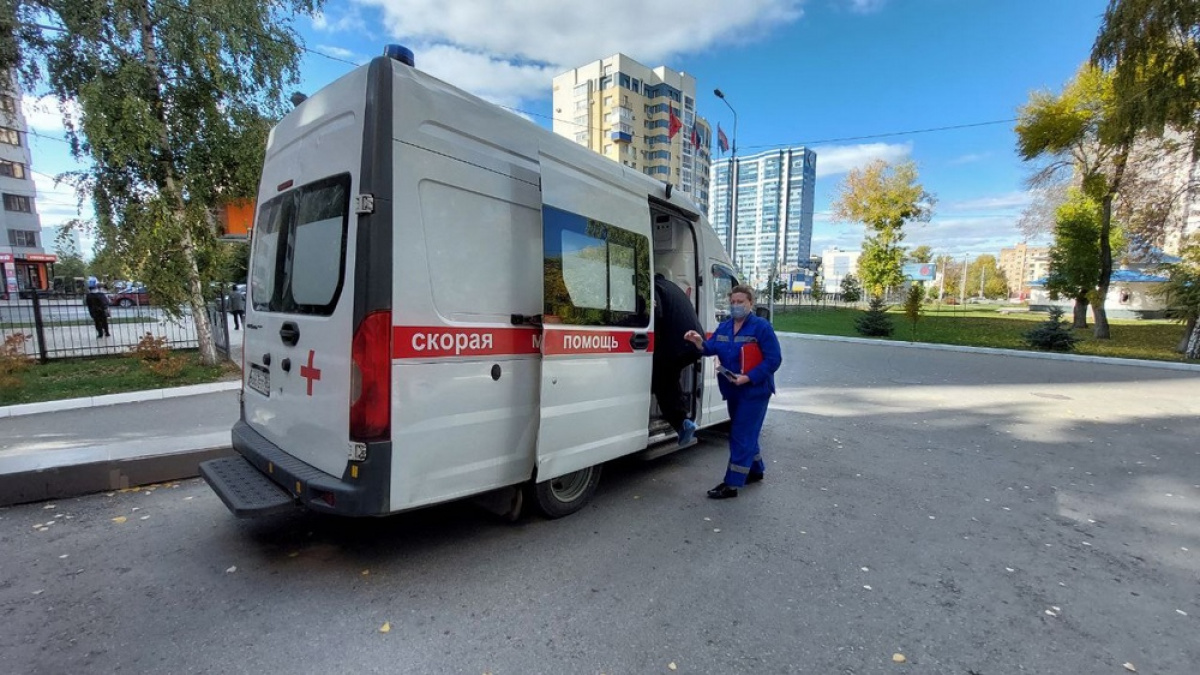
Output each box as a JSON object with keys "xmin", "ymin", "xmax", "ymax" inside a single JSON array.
[
  {"xmin": 84, "ymin": 277, "xmax": 111, "ymax": 339},
  {"xmin": 684, "ymin": 284, "xmax": 782, "ymax": 499},
  {"xmin": 652, "ymin": 274, "xmax": 704, "ymax": 446}
]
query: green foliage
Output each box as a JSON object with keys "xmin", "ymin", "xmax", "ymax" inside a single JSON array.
[
  {"xmin": 1155, "ymin": 235, "xmax": 1200, "ymax": 324},
  {"xmin": 833, "ymin": 160, "xmax": 935, "ymax": 298},
  {"xmin": 1023, "ymin": 306, "xmax": 1082, "ymax": 352},
  {"xmin": 967, "ymin": 254, "xmax": 1009, "ymax": 299},
  {"xmin": 810, "ymin": 279, "xmax": 826, "ymax": 304},
  {"xmin": 1, "ymin": 0, "xmax": 320, "ymax": 363},
  {"xmin": 906, "ymin": 245, "xmax": 934, "ymax": 263},
  {"xmin": 53, "ymin": 254, "xmax": 88, "ymax": 281},
  {"xmin": 855, "ymin": 296, "xmax": 894, "ymax": 337},
  {"xmin": 0, "ymin": 333, "xmax": 34, "ymax": 390},
  {"xmin": 840, "ymin": 274, "xmax": 863, "ymax": 303},
  {"xmin": 903, "ymin": 283, "xmax": 923, "ymax": 339}
]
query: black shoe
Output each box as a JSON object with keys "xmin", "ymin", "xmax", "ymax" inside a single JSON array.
[
  {"xmin": 707, "ymin": 483, "xmax": 738, "ymax": 499},
  {"xmin": 747, "ymin": 472, "xmax": 764, "ymax": 484}
]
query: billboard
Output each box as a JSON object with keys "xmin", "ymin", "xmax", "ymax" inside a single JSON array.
[{"xmin": 903, "ymin": 263, "xmax": 936, "ymax": 281}]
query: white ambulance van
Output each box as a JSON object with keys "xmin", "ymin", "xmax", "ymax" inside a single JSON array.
[{"xmin": 200, "ymin": 45, "xmax": 745, "ymax": 520}]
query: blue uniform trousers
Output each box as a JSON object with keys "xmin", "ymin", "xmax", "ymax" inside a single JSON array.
[{"xmin": 723, "ymin": 393, "xmax": 769, "ymax": 487}]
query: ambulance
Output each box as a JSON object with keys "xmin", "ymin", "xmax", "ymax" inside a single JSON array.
[{"xmin": 200, "ymin": 45, "xmax": 745, "ymax": 521}]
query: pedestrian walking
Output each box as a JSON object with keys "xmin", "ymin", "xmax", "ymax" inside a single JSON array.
[
  {"xmin": 228, "ymin": 285, "xmax": 245, "ymax": 330},
  {"xmin": 84, "ymin": 277, "xmax": 111, "ymax": 338},
  {"xmin": 684, "ymin": 284, "xmax": 782, "ymax": 499},
  {"xmin": 652, "ymin": 274, "xmax": 704, "ymax": 446}
]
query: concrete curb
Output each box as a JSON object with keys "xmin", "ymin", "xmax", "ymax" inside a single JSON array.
[
  {"xmin": 779, "ymin": 332, "xmax": 1200, "ymax": 372},
  {"xmin": 0, "ymin": 379, "xmax": 241, "ymax": 419},
  {"xmin": 0, "ymin": 444, "xmax": 234, "ymax": 508}
]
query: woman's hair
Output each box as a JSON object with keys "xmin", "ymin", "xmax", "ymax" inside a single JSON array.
[{"xmin": 730, "ymin": 284, "xmax": 755, "ymax": 304}]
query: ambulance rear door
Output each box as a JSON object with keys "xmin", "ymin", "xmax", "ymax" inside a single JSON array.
[{"xmin": 536, "ymin": 156, "xmax": 654, "ymax": 482}]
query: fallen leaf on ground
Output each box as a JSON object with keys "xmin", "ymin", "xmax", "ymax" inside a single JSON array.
[
  {"xmin": 713, "ymin": 528, "xmax": 721, "ymax": 533},
  {"xmin": 288, "ymin": 552, "xmax": 299, "ymax": 558},
  {"xmin": 1177, "ymin": 610, "xmax": 1188, "ymax": 616},
  {"xmin": 361, "ymin": 570, "xmax": 370, "ymax": 576},
  {"xmin": 1123, "ymin": 663, "xmax": 1136, "ymax": 672},
  {"xmin": 892, "ymin": 653, "xmax": 906, "ymax": 663},
  {"xmin": 111, "ymin": 516, "xmax": 127, "ymax": 524},
  {"xmin": 43, "ymin": 505, "xmax": 56, "ymax": 510},
  {"xmin": 379, "ymin": 622, "xmax": 391, "ymax": 633},
  {"xmin": 668, "ymin": 663, "xmax": 677, "ymax": 671},
  {"xmin": 226, "ymin": 566, "xmax": 237, "ymax": 573}
]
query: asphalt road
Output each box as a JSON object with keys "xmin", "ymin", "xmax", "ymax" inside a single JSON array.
[{"xmin": 2, "ymin": 337, "xmax": 1198, "ymax": 674}]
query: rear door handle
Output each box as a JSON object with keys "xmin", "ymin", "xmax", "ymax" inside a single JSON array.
[
  {"xmin": 630, "ymin": 333, "xmax": 650, "ymax": 351},
  {"xmin": 279, "ymin": 322, "xmax": 299, "ymax": 346}
]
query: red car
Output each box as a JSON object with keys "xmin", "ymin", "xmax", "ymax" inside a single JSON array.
[{"xmin": 108, "ymin": 285, "xmax": 152, "ymax": 307}]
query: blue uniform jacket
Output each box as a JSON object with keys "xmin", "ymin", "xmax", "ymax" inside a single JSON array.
[{"xmin": 702, "ymin": 314, "xmax": 782, "ymax": 400}]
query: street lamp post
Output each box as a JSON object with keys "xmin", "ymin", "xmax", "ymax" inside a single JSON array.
[{"xmin": 714, "ymin": 88, "xmax": 738, "ymax": 262}]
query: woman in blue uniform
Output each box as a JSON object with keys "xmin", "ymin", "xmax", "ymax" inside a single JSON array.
[{"xmin": 684, "ymin": 284, "xmax": 782, "ymax": 499}]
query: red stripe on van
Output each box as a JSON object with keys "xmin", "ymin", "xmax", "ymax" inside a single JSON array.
[{"xmin": 392, "ymin": 326, "xmax": 541, "ymax": 359}]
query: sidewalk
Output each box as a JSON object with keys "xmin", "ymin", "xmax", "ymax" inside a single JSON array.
[
  {"xmin": 0, "ymin": 318, "xmax": 246, "ymax": 507},
  {"xmin": 2, "ymin": 330, "xmax": 1198, "ymax": 508}
]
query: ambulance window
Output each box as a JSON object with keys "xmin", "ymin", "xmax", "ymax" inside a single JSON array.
[
  {"xmin": 249, "ymin": 198, "xmax": 286, "ymax": 311},
  {"xmin": 543, "ymin": 205, "xmax": 650, "ymax": 327},
  {"xmin": 712, "ymin": 263, "xmax": 737, "ymax": 322}
]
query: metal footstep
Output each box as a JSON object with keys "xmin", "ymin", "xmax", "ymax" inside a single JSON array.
[{"xmin": 200, "ymin": 456, "xmax": 297, "ymax": 518}]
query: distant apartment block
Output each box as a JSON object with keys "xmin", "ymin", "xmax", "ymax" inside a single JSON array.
[
  {"xmin": 999, "ymin": 243, "xmax": 1050, "ymax": 299},
  {"xmin": 1, "ymin": 71, "xmax": 54, "ymax": 298},
  {"xmin": 552, "ymin": 54, "xmax": 712, "ymax": 213},
  {"xmin": 820, "ymin": 247, "xmax": 860, "ymax": 294},
  {"xmin": 710, "ymin": 147, "xmax": 817, "ymax": 289}
]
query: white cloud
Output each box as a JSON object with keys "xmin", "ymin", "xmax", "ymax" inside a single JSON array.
[
  {"xmin": 416, "ymin": 45, "xmax": 562, "ymax": 109},
  {"xmin": 948, "ymin": 152, "xmax": 989, "ymax": 165},
  {"xmin": 311, "ymin": 9, "xmax": 368, "ymax": 34},
  {"xmin": 843, "ymin": 0, "xmax": 888, "ymax": 14},
  {"xmin": 944, "ymin": 191, "xmax": 1033, "ymax": 212},
  {"xmin": 354, "ymin": 0, "xmax": 804, "ymax": 83},
  {"xmin": 812, "ymin": 142, "xmax": 912, "ymax": 177},
  {"xmin": 19, "ymin": 95, "xmax": 80, "ymax": 135}
]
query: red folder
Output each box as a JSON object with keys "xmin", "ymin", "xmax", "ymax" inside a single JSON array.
[{"xmin": 741, "ymin": 343, "xmax": 763, "ymax": 374}]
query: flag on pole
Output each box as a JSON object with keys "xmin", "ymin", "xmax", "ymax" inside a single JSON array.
[
  {"xmin": 690, "ymin": 126, "xmax": 701, "ymax": 150},
  {"xmin": 717, "ymin": 124, "xmax": 730, "ymax": 153},
  {"xmin": 668, "ymin": 106, "xmax": 682, "ymax": 139}
]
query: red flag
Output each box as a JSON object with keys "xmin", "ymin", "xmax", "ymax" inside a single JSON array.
[
  {"xmin": 717, "ymin": 124, "xmax": 729, "ymax": 153},
  {"xmin": 691, "ymin": 126, "xmax": 701, "ymax": 149},
  {"xmin": 668, "ymin": 106, "xmax": 682, "ymax": 139}
]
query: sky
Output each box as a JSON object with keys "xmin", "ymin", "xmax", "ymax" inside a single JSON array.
[{"xmin": 23, "ymin": 0, "xmax": 1111, "ymax": 260}]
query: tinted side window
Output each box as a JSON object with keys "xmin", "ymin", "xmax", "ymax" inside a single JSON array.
[
  {"xmin": 712, "ymin": 263, "xmax": 737, "ymax": 322},
  {"xmin": 543, "ymin": 205, "xmax": 650, "ymax": 327},
  {"xmin": 248, "ymin": 174, "xmax": 351, "ymax": 315}
]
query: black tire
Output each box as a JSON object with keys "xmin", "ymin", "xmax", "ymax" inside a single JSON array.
[
  {"xmin": 528, "ymin": 465, "xmax": 602, "ymax": 519},
  {"xmin": 118, "ymin": 298, "xmax": 133, "ymax": 307}
]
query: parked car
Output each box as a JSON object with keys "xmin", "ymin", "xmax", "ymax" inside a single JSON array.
[{"xmin": 108, "ymin": 284, "xmax": 152, "ymax": 307}]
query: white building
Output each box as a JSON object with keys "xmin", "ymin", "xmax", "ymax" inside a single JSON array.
[
  {"xmin": 709, "ymin": 147, "xmax": 817, "ymax": 289},
  {"xmin": 821, "ymin": 247, "xmax": 860, "ymax": 294}
]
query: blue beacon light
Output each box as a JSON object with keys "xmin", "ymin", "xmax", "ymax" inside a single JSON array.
[{"xmin": 383, "ymin": 44, "xmax": 415, "ymax": 67}]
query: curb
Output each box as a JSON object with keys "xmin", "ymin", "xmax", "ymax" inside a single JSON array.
[
  {"xmin": 0, "ymin": 380, "xmax": 242, "ymax": 419},
  {"xmin": 780, "ymin": 332, "xmax": 1200, "ymax": 372},
  {"xmin": 0, "ymin": 444, "xmax": 235, "ymax": 508}
]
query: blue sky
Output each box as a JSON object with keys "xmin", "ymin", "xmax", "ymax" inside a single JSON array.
[{"xmin": 25, "ymin": 0, "xmax": 1109, "ymax": 259}]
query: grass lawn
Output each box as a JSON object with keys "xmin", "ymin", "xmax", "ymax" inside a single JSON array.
[
  {"xmin": 1, "ymin": 351, "xmax": 240, "ymax": 406},
  {"xmin": 773, "ymin": 304, "xmax": 1190, "ymax": 363}
]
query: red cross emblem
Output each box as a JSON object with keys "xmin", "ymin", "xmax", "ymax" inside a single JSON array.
[{"xmin": 300, "ymin": 349, "xmax": 322, "ymax": 396}]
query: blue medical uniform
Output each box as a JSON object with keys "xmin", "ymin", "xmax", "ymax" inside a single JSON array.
[{"xmin": 701, "ymin": 313, "xmax": 782, "ymax": 487}]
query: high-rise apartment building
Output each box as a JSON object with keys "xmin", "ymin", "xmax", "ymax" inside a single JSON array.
[
  {"xmin": 710, "ymin": 147, "xmax": 817, "ymax": 289},
  {"xmin": 1, "ymin": 72, "xmax": 54, "ymax": 298},
  {"xmin": 552, "ymin": 54, "xmax": 712, "ymax": 213},
  {"xmin": 999, "ymin": 243, "xmax": 1050, "ymax": 299}
]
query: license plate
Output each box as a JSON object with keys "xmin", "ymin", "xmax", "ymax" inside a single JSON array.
[{"xmin": 248, "ymin": 363, "xmax": 270, "ymax": 397}]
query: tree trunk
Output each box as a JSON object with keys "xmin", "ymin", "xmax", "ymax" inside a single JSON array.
[
  {"xmin": 1072, "ymin": 295, "xmax": 1089, "ymax": 328},
  {"xmin": 1093, "ymin": 194, "xmax": 1114, "ymax": 339},
  {"xmin": 1185, "ymin": 317, "xmax": 1200, "ymax": 360},
  {"xmin": 138, "ymin": 0, "xmax": 218, "ymax": 366}
]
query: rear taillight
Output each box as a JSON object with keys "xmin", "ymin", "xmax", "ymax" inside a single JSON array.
[{"xmin": 350, "ymin": 310, "xmax": 391, "ymax": 441}]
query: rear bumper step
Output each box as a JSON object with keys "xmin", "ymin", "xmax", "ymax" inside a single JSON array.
[{"xmin": 200, "ymin": 456, "xmax": 297, "ymax": 518}]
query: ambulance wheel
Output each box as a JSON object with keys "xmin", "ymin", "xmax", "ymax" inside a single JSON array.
[{"xmin": 529, "ymin": 465, "xmax": 602, "ymax": 519}]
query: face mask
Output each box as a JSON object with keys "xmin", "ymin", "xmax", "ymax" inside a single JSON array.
[{"xmin": 730, "ymin": 304, "xmax": 750, "ymax": 320}]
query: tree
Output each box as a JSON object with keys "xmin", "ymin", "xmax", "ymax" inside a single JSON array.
[
  {"xmin": 903, "ymin": 283, "xmax": 923, "ymax": 340},
  {"xmin": 833, "ymin": 160, "xmax": 935, "ymax": 299},
  {"xmin": 1016, "ymin": 65, "xmax": 1136, "ymax": 339},
  {"xmin": 1045, "ymin": 191, "xmax": 1104, "ymax": 328},
  {"xmin": 906, "ymin": 245, "xmax": 934, "ymax": 264},
  {"xmin": 1023, "ymin": 306, "xmax": 1081, "ymax": 352},
  {"xmin": 2, "ymin": 0, "xmax": 320, "ymax": 365},
  {"xmin": 854, "ymin": 296, "xmax": 893, "ymax": 337},
  {"xmin": 52, "ymin": 254, "xmax": 88, "ymax": 282},
  {"xmin": 1154, "ymin": 234, "xmax": 1200, "ymax": 357},
  {"xmin": 966, "ymin": 255, "xmax": 1008, "ymax": 300},
  {"xmin": 1093, "ymin": 0, "xmax": 1200, "ymax": 356},
  {"xmin": 810, "ymin": 278, "xmax": 826, "ymax": 306},
  {"xmin": 933, "ymin": 254, "xmax": 962, "ymax": 301},
  {"xmin": 840, "ymin": 274, "xmax": 863, "ymax": 304}
]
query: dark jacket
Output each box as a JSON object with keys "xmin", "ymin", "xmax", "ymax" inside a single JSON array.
[
  {"xmin": 653, "ymin": 275, "xmax": 703, "ymax": 366},
  {"xmin": 85, "ymin": 290, "xmax": 110, "ymax": 318}
]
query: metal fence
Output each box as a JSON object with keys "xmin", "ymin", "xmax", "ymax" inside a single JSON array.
[{"xmin": 0, "ymin": 293, "xmax": 231, "ymax": 361}]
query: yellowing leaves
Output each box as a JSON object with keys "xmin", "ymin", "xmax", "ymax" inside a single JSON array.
[
  {"xmin": 892, "ymin": 653, "xmax": 907, "ymax": 663},
  {"xmin": 111, "ymin": 516, "xmax": 127, "ymax": 524},
  {"xmin": 379, "ymin": 622, "xmax": 391, "ymax": 633}
]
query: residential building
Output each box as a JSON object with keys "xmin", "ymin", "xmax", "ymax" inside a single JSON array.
[
  {"xmin": 1, "ymin": 71, "xmax": 54, "ymax": 298},
  {"xmin": 820, "ymin": 247, "xmax": 860, "ymax": 295},
  {"xmin": 999, "ymin": 243, "xmax": 1050, "ymax": 299},
  {"xmin": 709, "ymin": 147, "xmax": 817, "ymax": 289},
  {"xmin": 551, "ymin": 54, "xmax": 712, "ymax": 213}
]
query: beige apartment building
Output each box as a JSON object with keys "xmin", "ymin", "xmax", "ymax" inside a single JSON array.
[
  {"xmin": 999, "ymin": 243, "xmax": 1050, "ymax": 299},
  {"xmin": 551, "ymin": 54, "xmax": 712, "ymax": 213}
]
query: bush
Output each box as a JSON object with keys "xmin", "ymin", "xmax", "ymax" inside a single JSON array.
[
  {"xmin": 130, "ymin": 332, "xmax": 186, "ymax": 377},
  {"xmin": 0, "ymin": 333, "xmax": 34, "ymax": 389},
  {"xmin": 1023, "ymin": 307, "xmax": 1081, "ymax": 352},
  {"xmin": 855, "ymin": 296, "xmax": 894, "ymax": 337}
]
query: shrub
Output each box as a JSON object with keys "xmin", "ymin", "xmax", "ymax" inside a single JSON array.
[
  {"xmin": 855, "ymin": 296, "xmax": 894, "ymax": 337},
  {"xmin": 0, "ymin": 333, "xmax": 33, "ymax": 389},
  {"xmin": 130, "ymin": 332, "xmax": 186, "ymax": 377},
  {"xmin": 1023, "ymin": 306, "xmax": 1081, "ymax": 352}
]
